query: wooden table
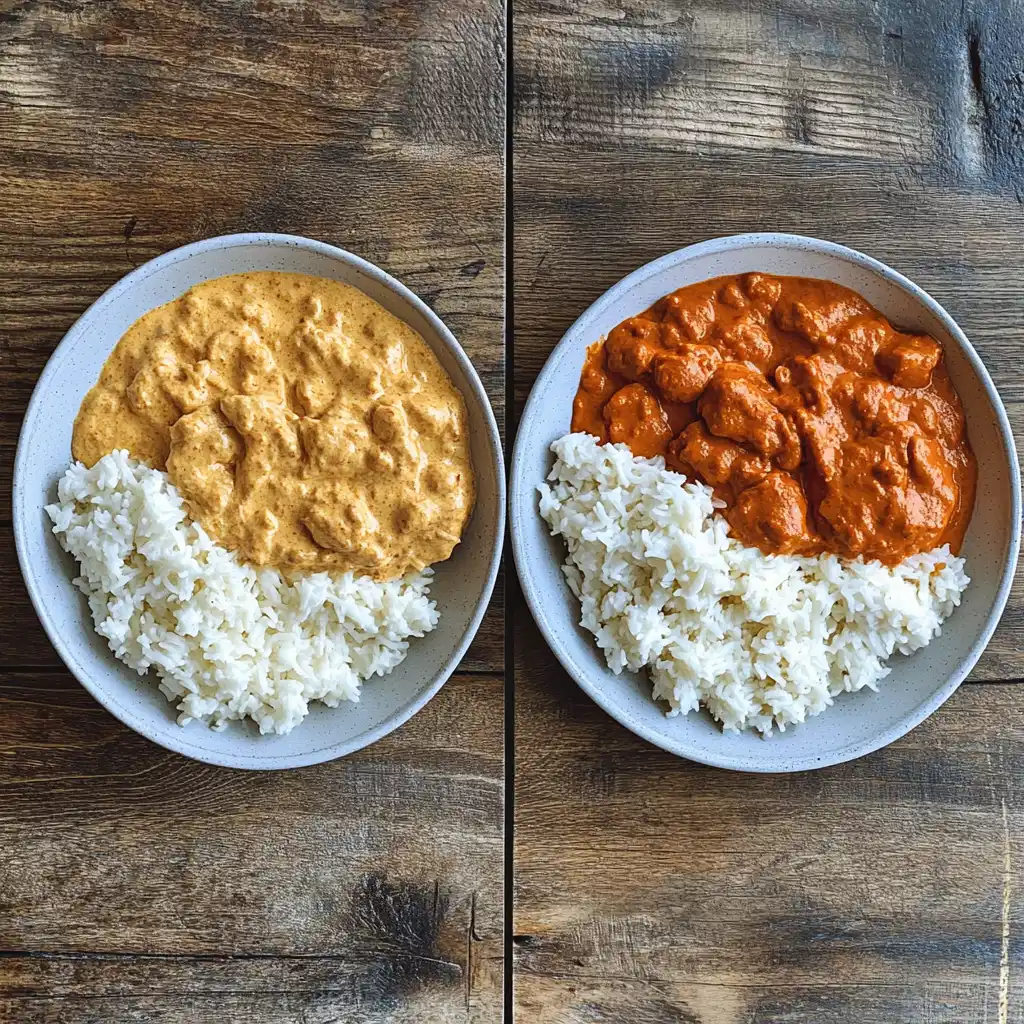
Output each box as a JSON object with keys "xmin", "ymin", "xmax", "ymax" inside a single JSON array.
[
  {"xmin": 0, "ymin": 2, "xmax": 504, "ymax": 1021},
  {"xmin": 512, "ymin": 2, "xmax": 1024, "ymax": 1022}
]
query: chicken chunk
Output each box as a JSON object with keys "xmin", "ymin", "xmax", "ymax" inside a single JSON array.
[
  {"xmin": 728, "ymin": 472, "xmax": 812, "ymax": 555},
  {"xmin": 603, "ymin": 383, "xmax": 674, "ymax": 458},
  {"xmin": 876, "ymin": 334, "xmax": 942, "ymax": 389},
  {"xmin": 652, "ymin": 344, "xmax": 722, "ymax": 403},
  {"xmin": 668, "ymin": 421, "xmax": 771, "ymax": 493},
  {"xmin": 698, "ymin": 363, "xmax": 801, "ymax": 469},
  {"xmin": 605, "ymin": 317, "xmax": 661, "ymax": 380}
]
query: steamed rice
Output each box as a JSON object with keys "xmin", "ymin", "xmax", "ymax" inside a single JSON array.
[
  {"xmin": 539, "ymin": 432, "xmax": 969, "ymax": 734},
  {"xmin": 46, "ymin": 451, "xmax": 439, "ymax": 735}
]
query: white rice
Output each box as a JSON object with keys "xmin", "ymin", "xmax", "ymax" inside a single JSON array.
[
  {"xmin": 46, "ymin": 451, "xmax": 439, "ymax": 735},
  {"xmin": 538, "ymin": 432, "xmax": 969, "ymax": 734}
]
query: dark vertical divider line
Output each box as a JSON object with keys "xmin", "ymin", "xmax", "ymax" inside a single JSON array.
[{"xmin": 502, "ymin": 0, "xmax": 514, "ymax": 1017}]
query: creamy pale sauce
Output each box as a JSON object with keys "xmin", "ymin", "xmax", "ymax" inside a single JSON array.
[{"xmin": 73, "ymin": 272, "xmax": 475, "ymax": 580}]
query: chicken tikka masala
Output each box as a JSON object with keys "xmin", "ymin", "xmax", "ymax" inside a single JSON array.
[
  {"xmin": 73, "ymin": 272, "xmax": 474, "ymax": 581},
  {"xmin": 572, "ymin": 273, "xmax": 975, "ymax": 565}
]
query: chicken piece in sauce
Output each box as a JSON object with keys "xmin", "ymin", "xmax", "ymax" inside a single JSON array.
[
  {"xmin": 72, "ymin": 272, "xmax": 475, "ymax": 580},
  {"xmin": 602, "ymin": 382, "xmax": 674, "ymax": 459},
  {"xmin": 571, "ymin": 272, "xmax": 976, "ymax": 565}
]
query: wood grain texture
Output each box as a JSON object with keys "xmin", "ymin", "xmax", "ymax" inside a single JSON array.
[
  {"xmin": 0, "ymin": 671, "xmax": 503, "ymax": 1022},
  {"xmin": 513, "ymin": 0, "xmax": 1024, "ymax": 1020},
  {"xmin": 0, "ymin": 0, "xmax": 504, "ymax": 1020},
  {"xmin": 514, "ymin": 615, "xmax": 1024, "ymax": 1024}
]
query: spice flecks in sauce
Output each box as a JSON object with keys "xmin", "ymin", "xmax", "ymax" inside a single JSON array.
[
  {"xmin": 571, "ymin": 273, "xmax": 976, "ymax": 565},
  {"xmin": 73, "ymin": 272, "xmax": 475, "ymax": 580}
]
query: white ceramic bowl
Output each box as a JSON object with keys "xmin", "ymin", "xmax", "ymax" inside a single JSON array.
[
  {"xmin": 14, "ymin": 233, "xmax": 505, "ymax": 769},
  {"xmin": 511, "ymin": 233, "xmax": 1020, "ymax": 772}
]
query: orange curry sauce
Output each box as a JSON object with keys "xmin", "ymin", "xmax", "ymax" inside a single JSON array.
[{"xmin": 571, "ymin": 273, "xmax": 976, "ymax": 565}]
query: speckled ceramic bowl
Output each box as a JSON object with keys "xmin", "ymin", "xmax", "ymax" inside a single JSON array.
[
  {"xmin": 14, "ymin": 233, "xmax": 504, "ymax": 769},
  {"xmin": 511, "ymin": 233, "xmax": 1020, "ymax": 772}
]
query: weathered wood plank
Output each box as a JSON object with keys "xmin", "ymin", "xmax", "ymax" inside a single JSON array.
[
  {"xmin": 515, "ymin": 977, "xmax": 1024, "ymax": 1024},
  {"xmin": 513, "ymin": 0, "xmax": 1024, "ymax": 191},
  {"xmin": 513, "ymin": 1, "xmax": 1024, "ymax": 1020},
  {"xmin": 0, "ymin": 951, "xmax": 501, "ymax": 1024},
  {"xmin": 0, "ymin": 0, "xmax": 504, "ymax": 147},
  {"xmin": 0, "ymin": 0, "xmax": 505, "ymax": 1020},
  {"xmin": 514, "ymin": 621, "xmax": 1024, "ymax": 1023},
  {"xmin": 0, "ymin": 670, "xmax": 502, "ymax": 1021},
  {"xmin": 515, "ymin": 9, "xmax": 933, "ymax": 161}
]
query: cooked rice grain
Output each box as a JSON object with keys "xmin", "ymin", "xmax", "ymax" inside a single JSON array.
[
  {"xmin": 46, "ymin": 451, "xmax": 439, "ymax": 735},
  {"xmin": 539, "ymin": 433, "xmax": 969, "ymax": 734}
]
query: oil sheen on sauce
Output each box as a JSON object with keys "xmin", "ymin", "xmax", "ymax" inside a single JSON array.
[
  {"xmin": 73, "ymin": 272, "xmax": 475, "ymax": 581},
  {"xmin": 571, "ymin": 272, "xmax": 977, "ymax": 566}
]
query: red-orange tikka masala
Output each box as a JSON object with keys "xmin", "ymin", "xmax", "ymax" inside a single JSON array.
[{"xmin": 571, "ymin": 273, "xmax": 976, "ymax": 565}]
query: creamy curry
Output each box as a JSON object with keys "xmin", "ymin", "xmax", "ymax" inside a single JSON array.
[
  {"xmin": 572, "ymin": 273, "xmax": 976, "ymax": 565},
  {"xmin": 73, "ymin": 272, "xmax": 475, "ymax": 580}
]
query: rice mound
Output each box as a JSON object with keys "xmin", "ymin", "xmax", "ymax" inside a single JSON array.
[
  {"xmin": 46, "ymin": 451, "xmax": 439, "ymax": 735},
  {"xmin": 538, "ymin": 432, "xmax": 969, "ymax": 734}
]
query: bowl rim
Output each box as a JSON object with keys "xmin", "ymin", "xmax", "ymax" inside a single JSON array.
[
  {"xmin": 13, "ymin": 231, "xmax": 506, "ymax": 769},
  {"xmin": 510, "ymin": 231, "xmax": 1022, "ymax": 772}
]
